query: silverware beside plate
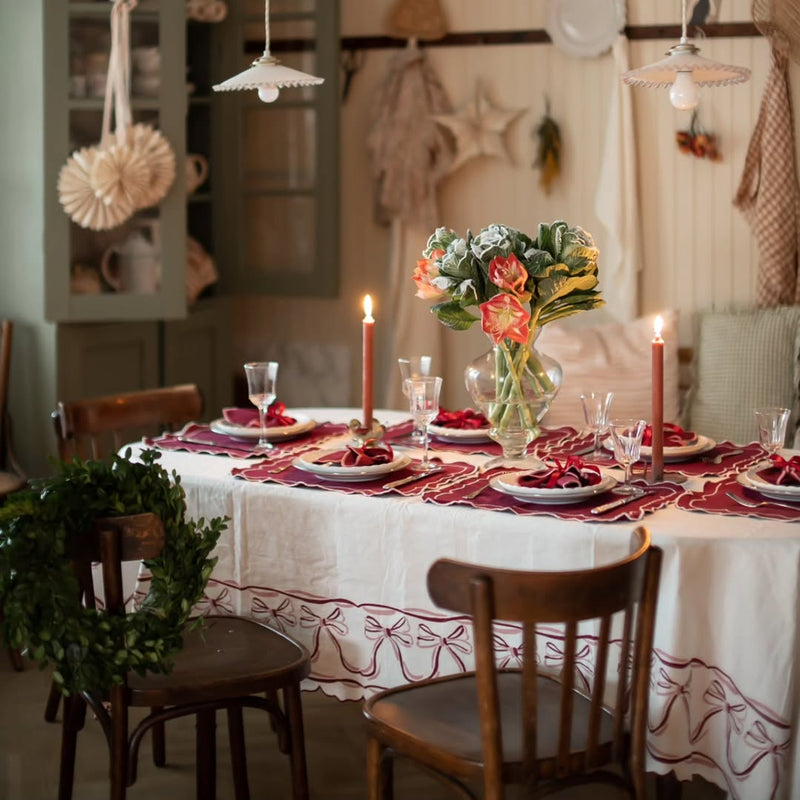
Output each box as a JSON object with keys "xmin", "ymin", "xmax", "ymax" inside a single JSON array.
[
  {"xmin": 590, "ymin": 489, "xmax": 650, "ymax": 516},
  {"xmin": 700, "ymin": 448, "xmax": 745, "ymax": 465},
  {"xmin": 726, "ymin": 491, "xmax": 800, "ymax": 513},
  {"xmin": 383, "ymin": 467, "xmax": 444, "ymax": 489}
]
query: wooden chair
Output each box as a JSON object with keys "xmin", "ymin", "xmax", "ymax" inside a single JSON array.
[
  {"xmin": 58, "ymin": 512, "xmax": 310, "ymax": 800},
  {"xmin": 0, "ymin": 319, "xmax": 26, "ymax": 499},
  {"xmin": 52, "ymin": 383, "xmax": 204, "ymax": 461},
  {"xmin": 363, "ymin": 526, "xmax": 663, "ymax": 800}
]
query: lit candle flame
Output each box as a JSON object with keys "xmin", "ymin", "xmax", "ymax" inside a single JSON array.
[
  {"xmin": 653, "ymin": 314, "xmax": 664, "ymax": 341},
  {"xmin": 363, "ymin": 294, "xmax": 374, "ymax": 323}
]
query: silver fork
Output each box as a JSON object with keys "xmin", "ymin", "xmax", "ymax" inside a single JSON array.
[
  {"xmin": 701, "ymin": 449, "xmax": 745, "ymax": 465},
  {"xmin": 725, "ymin": 492, "xmax": 800, "ymax": 513}
]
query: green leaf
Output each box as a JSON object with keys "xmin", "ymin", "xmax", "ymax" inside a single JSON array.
[{"xmin": 431, "ymin": 302, "xmax": 479, "ymax": 331}]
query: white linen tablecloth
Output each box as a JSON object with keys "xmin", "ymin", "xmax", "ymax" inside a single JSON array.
[{"xmin": 130, "ymin": 407, "xmax": 800, "ymax": 800}]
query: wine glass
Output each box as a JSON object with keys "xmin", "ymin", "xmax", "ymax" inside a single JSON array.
[
  {"xmin": 406, "ymin": 376, "xmax": 442, "ymax": 473},
  {"xmin": 609, "ymin": 418, "xmax": 647, "ymax": 494},
  {"xmin": 580, "ymin": 392, "xmax": 614, "ymax": 462},
  {"xmin": 244, "ymin": 361, "xmax": 279, "ymax": 453},
  {"xmin": 397, "ymin": 356, "xmax": 433, "ymax": 445},
  {"xmin": 754, "ymin": 407, "xmax": 790, "ymax": 460}
]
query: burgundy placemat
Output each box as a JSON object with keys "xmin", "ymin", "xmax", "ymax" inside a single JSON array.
[
  {"xmin": 675, "ymin": 474, "xmax": 800, "ymax": 522},
  {"xmin": 146, "ymin": 422, "xmax": 346, "ymax": 459},
  {"xmin": 636, "ymin": 441, "xmax": 764, "ymax": 479},
  {"xmin": 385, "ymin": 420, "xmax": 579, "ymax": 457},
  {"xmin": 231, "ymin": 459, "xmax": 475, "ymax": 497},
  {"xmin": 424, "ymin": 471, "xmax": 684, "ymax": 522}
]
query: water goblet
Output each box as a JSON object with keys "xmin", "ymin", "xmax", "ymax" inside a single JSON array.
[
  {"xmin": 406, "ymin": 376, "xmax": 442, "ymax": 473},
  {"xmin": 243, "ymin": 361, "xmax": 279, "ymax": 453},
  {"xmin": 754, "ymin": 407, "xmax": 791, "ymax": 460},
  {"xmin": 397, "ymin": 356, "xmax": 433, "ymax": 445},
  {"xmin": 609, "ymin": 418, "xmax": 647, "ymax": 494},
  {"xmin": 580, "ymin": 391, "xmax": 614, "ymax": 462}
]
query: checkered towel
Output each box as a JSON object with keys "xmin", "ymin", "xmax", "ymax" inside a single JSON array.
[{"xmin": 734, "ymin": 46, "xmax": 800, "ymax": 307}]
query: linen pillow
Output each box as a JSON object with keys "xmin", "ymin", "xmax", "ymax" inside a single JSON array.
[
  {"xmin": 537, "ymin": 311, "xmax": 680, "ymax": 429},
  {"xmin": 687, "ymin": 307, "xmax": 800, "ymax": 446}
]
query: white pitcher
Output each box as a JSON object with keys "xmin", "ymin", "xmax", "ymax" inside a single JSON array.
[{"xmin": 101, "ymin": 221, "xmax": 161, "ymax": 294}]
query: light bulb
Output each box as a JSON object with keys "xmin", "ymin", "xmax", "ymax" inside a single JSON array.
[
  {"xmin": 669, "ymin": 71, "xmax": 698, "ymax": 110},
  {"xmin": 257, "ymin": 85, "xmax": 280, "ymax": 103}
]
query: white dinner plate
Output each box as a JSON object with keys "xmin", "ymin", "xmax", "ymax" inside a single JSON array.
[
  {"xmin": 737, "ymin": 469, "xmax": 800, "ymax": 502},
  {"xmin": 546, "ymin": 0, "xmax": 625, "ymax": 59},
  {"xmin": 428, "ymin": 422, "xmax": 492, "ymax": 444},
  {"xmin": 210, "ymin": 414, "xmax": 316, "ymax": 442},
  {"xmin": 490, "ymin": 471, "xmax": 616, "ymax": 505},
  {"xmin": 293, "ymin": 449, "xmax": 411, "ymax": 482},
  {"xmin": 604, "ymin": 434, "xmax": 715, "ymax": 462}
]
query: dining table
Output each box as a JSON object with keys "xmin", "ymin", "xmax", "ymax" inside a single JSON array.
[{"xmin": 129, "ymin": 406, "xmax": 800, "ymax": 800}]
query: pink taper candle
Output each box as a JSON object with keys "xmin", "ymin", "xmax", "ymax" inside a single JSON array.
[
  {"xmin": 362, "ymin": 294, "xmax": 375, "ymax": 429},
  {"xmin": 651, "ymin": 315, "xmax": 664, "ymax": 482}
]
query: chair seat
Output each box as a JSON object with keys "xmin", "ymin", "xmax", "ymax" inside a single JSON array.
[
  {"xmin": 365, "ymin": 671, "xmax": 616, "ymax": 773},
  {"xmin": 128, "ymin": 616, "xmax": 310, "ymax": 706},
  {"xmin": 0, "ymin": 469, "xmax": 25, "ymax": 496}
]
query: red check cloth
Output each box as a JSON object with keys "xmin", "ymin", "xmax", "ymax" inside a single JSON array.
[
  {"xmin": 676, "ymin": 475, "xmax": 800, "ymax": 522},
  {"xmin": 231, "ymin": 460, "xmax": 474, "ymax": 497},
  {"xmin": 424, "ymin": 471, "xmax": 683, "ymax": 522},
  {"xmin": 146, "ymin": 422, "xmax": 346, "ymax": 458}
]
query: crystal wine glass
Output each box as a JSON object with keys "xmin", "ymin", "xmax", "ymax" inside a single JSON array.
[
  {"xmin": 610, "ymin": 418, "xmax": 647, "ymax": 495},
  {"xmin": 580, "ymin": 391, "xmax": 614, "ymax": 462},
  {"xmin": 244, "ymin": 361, "xmax": 279, "ymax": 453},
  {"xmin": 754, "ymin": 407, "xmax": 790, "ymax": 460},
  {"xmin": 398, "ymin": 356, "xmax": 433, "ymax": 445},
  {"xmin": 406, "ymin": 376, "xmax": 442, "ymax": 473}
]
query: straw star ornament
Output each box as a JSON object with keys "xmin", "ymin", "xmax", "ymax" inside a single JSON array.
[{"xmin": 432, "ymin": 83, "xmax": 525, "ymax": 173}]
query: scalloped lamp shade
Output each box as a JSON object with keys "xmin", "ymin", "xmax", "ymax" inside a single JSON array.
[{"xmin": 623, "ymin": 42, "xmax": 751, "ymax": 88}]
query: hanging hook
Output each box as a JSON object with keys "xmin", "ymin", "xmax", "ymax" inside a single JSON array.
[{"xmin": 341, "ymin": 49, "xmax": 365, "ymax": 103}]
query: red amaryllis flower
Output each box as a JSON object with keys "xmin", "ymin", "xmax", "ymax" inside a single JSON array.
[
  {"xmin": 480, "ymin": 294, "xmax": 530, "ymax": 344},
  {"xmin": 488, "ymin": 254, "xmax": 530, "ymax": 300},
  {"xmin": 412, "ymin": 249, "xmax": 447, "ymax": 300}
]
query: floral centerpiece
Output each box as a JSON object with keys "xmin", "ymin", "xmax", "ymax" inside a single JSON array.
[{"xmin": 413, "ymin": 221, "xmax": 604, "ymax": 463}]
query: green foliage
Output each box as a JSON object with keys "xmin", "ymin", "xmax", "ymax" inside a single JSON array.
[{"xmin": 0, "ymin": 449, "xmax": 226, "ymax": 695}]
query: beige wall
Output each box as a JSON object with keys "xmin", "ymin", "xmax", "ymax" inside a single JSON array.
[{"xmin": 233, "ymin": 0, "xmax": 800, "ymax": 411}]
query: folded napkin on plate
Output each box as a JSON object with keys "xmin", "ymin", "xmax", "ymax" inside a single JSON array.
[
  {"xmin": 222, "ymin": 402, "xmax": 297, "ymax": 428},
  {"xmin": 518, "ymin": 457, "xmax": 603, "ymax": 489},
  {"xmin": 642, "ymin": 422, "xmax": 697, "ymax": 447},
  {"xmin": 315, "ymin": 440, "xmax": 394, "ymax": 467},
  {"xmin": 757, "ymin": 454, "xmax": 800, "ymax": 486},
  {"xmin": 432, "ymin": 408, "xmax": 489, "ymax": 429}
]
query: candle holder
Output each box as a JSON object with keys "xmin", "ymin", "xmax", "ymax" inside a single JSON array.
[
  {"xmin": 348, "ymin": 418, "xmax": 386, "ymax": 446},
  {"xmin": 636, "ymin": 462, "xmax": 688, "ymax": 485}
]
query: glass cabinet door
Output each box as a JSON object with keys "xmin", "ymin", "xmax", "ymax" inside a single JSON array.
[
  {"xmin": 45, "ymin": 0, "xmax": 187, "ymax": 323},
  {"xmin": 215, "ymin": 0, "xmax": 339, "ymax": 297}
]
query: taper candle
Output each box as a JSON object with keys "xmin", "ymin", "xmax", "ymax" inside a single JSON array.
[
  {"xmin": 651, "ymin": 315, "xmax": 664, "ymax": 482},
  {"xmin": 362, "ymin": 294, "xmax": 375, "ymax": 429}
]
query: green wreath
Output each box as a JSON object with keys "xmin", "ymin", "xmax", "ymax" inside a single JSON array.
[{"xmin": 0, "ymin": 449, "xmax": 227, "ymax": 695}]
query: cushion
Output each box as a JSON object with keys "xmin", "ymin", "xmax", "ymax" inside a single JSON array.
[
  {"xmin": 687, "ymin": 307, "xmax": 800, "ymax": 446},
  {"xmin": 536, "ymin": 311, "xmax": 680, "ymax": 429}
]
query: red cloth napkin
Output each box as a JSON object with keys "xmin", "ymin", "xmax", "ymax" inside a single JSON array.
[
  {"xmin": 314, "ymin": 440, "xmax": 394, "ymax": 467},
  {"xmin": 642, "ymin": 422, "xmax": 697, "ymax": 447},
  {"xmin": 517, "ymin": 457, "xmax": 603, "ymax": 488},
  {"xmin": 222, "ymin": 402, "xmax": 297, "ymax": 428},
  {"xmin": 757, "ymin": 454, "xmax": 800, "ymax": 486},
  {"xmin": 432, "ymin": 408, "xmax": 489, "ymax": 429}
]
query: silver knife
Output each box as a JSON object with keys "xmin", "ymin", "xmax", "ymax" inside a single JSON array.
[
  {"xmin": 591, "ymin": 490, "xmax": 648, "ymax": 516},
  {"xmin": 384, "ymin": 468, "xmax": 444, "ymax": 489}
]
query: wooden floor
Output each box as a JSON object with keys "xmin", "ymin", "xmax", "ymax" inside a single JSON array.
[{"xmin": 0, "ymin": 655, "xmax": 726, "ymax": 799}]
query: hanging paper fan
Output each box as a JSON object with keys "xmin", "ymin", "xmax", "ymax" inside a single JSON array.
[
  {"xmin": 127, "ymin": 123, "xmax": 176, "ymax": 209},
  {"xmin": 58, "ymin": 145, "xmax": 135, "ymax": 231},
  {"xmin": 90, "ymin": 140, "xmax": 151, "ymax": 211}
]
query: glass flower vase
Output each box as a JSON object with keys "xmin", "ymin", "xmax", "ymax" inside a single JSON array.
[{"xmin": 464, "ymin": 333, "xmax": 562, "ymax": 470}]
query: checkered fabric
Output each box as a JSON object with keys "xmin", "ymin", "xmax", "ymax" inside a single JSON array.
[{"xmin": 734, "ymin": 45, "xmax": 800, "ymax": 307}]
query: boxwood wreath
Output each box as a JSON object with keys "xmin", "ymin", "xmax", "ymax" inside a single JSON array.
[{"xmin": 0, "ymin": 449, "xmax": 226, "ymax": 695}]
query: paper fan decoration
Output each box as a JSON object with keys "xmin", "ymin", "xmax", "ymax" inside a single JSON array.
[
  {"xmin": 90, "ymin": 141, "xmax": 151, "ymax": 212},
  {"xmin": 58, "ymin": 145, "xmax": 135, "ymax": 231},
  {"xmin": 126, "ymin": 123, "xmax": 176, "ymax": 208}
]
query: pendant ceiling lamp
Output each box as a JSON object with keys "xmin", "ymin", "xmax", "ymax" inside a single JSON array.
[
  {"xmin": 622, "ymin": 0, "xmax": 750, "ymax": 110},
  {"xmin": 212, "ymin": 0, "xmax": 324, "ymax": 103}
]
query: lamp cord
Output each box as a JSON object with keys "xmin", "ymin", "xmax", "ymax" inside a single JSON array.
[
  {"xmin": 680, "ymin": 0, "xmax": 688, "ymax": 42},
  {"xmin": 263, "ymin": 0, "xmax": 271, "ymax": 56}
]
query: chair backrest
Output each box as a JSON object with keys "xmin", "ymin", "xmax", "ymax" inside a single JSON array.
[
  {"xmin": 426, "ymin": 526, "xmax": 662, "ymax": 791},
  {"xmin": 53, "ymin": 384, "xmax": 203, "ymax": 461},
  {"xmin": 0, "ymin": 320, "xmax": 13, "ymax": 469}
]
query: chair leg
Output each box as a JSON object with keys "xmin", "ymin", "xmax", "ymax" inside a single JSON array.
[
  {"xmin": 58, "ymin": 695, "xmax": 87, "ymax": 800},
  {"xmin": 227, "ymin": 706, "xmax": 250, "ymax": 800},
  {"xmin": 151, "ymin": 710, "xmax": 166, "ymax": 767},
  {"xmin": 367, "ymin": 736, "xmax": 393, "ymax": 800},
  {"xmin": 196, "ymin": 709, "xmax": 217, "ymax": 800},
  {"xmin": 283, "ymin": 683, "xmax": 309, "ymax": 800},
  {"xmin": 109, "ymin": 685, "xmax": 128, "ymax": 800},
  {"xmin": 45, "ymin": 679, "xmax": 62, "ymax": 722},
  {"xmin": 655, "ymin": 772, "xmax": 683, "ymax": 800},
  {"xmin": 7, "ymin": 646, "xmax": 23, "ymax": 671}
]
